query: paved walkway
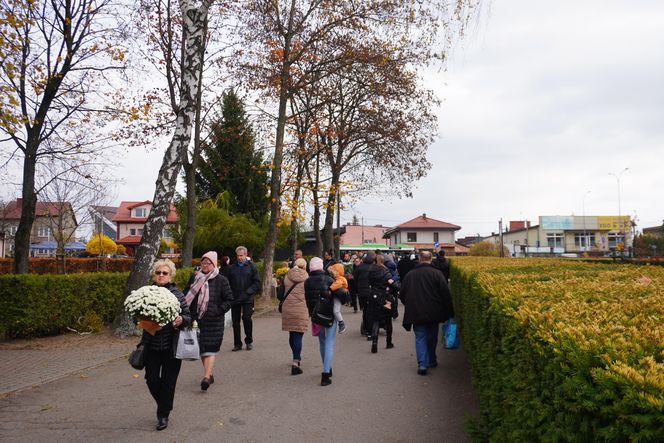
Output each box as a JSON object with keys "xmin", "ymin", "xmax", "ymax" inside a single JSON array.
[{"xmin": 0, "ymin": 306, "xmax": 478, "ymax": 442}]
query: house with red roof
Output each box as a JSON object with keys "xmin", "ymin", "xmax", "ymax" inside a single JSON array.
[
  {"xmin": 0, "ymin": 198, "xmax": 78, "ymax": 257},
  {"xmin": 112, "ymin": 201, "xmax": 179, "ymax": 256},
  {"xmin": 383, "ymin": 213, "xmax": 461, "ymax": 255}
]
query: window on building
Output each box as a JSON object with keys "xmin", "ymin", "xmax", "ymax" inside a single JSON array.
[
  {"xmin": 574, "ymin": 233, "xmax": 596, "ymax": 247},
  {"xmin": 407, "ymin": 232, "xmax": 417, "ymax": 242},
  {"xmin": 130, "ymin": 228, "xmax": 136, "ymax": 235},
  {"xmin": 37, "ymin": 226, "xmax": 50, "ymax": 237},
  {"xmin": 433, "ymin": 232, "xmax": 439, "ymax": 242},
  {"xmin": 138, "ymin": 229, "xmax": 144, "ymax": 236},
  {"xmin": 513, "ymin": 240, "xmax": 520, "ymax": 245},
  {"xmin": 608, "ymin": 232, "xmax": 624, "ymax": 248},
  {"xmin": 134, "ymin": 208, "xmax": 146, "ymax": 217},
  {"xmin": 546, "ymin": 233, "xmax": 564, "ymax": 248},
  {"xmin": 9, "ymin": 226, "xmax": 17, "ymax": 235}
]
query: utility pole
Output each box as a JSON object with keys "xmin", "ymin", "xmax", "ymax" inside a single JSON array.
[
  {"xmin": 335, "ymin": 191, "xmax": 341, "ymax": 260},
  {"xmin": 582, "ymin": 190, "xmax": 591, "ymax": 253},
  {"xmin": 609, "ymin": 168, "xmax": 629, "ymax": 256},
  {"xmin": 361, "ymin": 217, "xmax": 365, "ymax": 244},
  {"xmin": 499, "ymin": 218, "xmax": 504, "ymax": 257}
]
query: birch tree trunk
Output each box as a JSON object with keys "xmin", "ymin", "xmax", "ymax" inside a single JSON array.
[
  {"xmin": 116, "ymin": 0, "xmax": 212, "ymax": 336},
  {"xmin": 180, "ymin": 14, "xmax": 207, "ymax": 268}
]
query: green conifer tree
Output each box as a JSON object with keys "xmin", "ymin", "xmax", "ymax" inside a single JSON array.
[{"xmin": 195, "ymin": 90, "xmax": 269, "ymax": 223}]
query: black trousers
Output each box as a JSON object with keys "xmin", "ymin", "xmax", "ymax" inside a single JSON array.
[
  {"xmin": 144, "ymin": 349, "xmax": 182, "ymax": 419},
  {"xmin": 232, "ymin": 302, "xmax": 254, "ymax": 347},
  {"xmin": 371, "ymin": 317, "xmax": 393, "ymax": 345}
]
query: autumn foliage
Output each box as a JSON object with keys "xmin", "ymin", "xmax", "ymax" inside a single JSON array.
[{"xmin": 451, "ymin": 257, "xmax": 664, "ymax": 441}]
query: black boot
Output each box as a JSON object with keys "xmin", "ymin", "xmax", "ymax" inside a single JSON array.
[
  {"xmin": 291, "ymin": 362, "xmax": 303, "ymax": 375},
  {"xmin": 156, "ymin": 417, "xmax": 168, "ymax": 431},
  {"xmin": 371, "ymin": 339, "xmax": 378, "ymax": 353},
  {"xmin": 321, "ymin": 372, "xmax": 332, "ymax": 386},
  {"xmin": 386, "ymin": 338, "xmax": 394, "ymax": 349}
]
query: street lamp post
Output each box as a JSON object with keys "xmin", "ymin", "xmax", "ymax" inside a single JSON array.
[
  {"xmin": 582, "ymin": 190, "xmax": 591, "ymax": 253},
  {"xmin": 609, "ymin": 168, "xmax": 629, "ymax": 255}
]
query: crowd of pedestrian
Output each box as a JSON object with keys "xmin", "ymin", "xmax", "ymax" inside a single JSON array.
[{"xmin": 137, "ymin": 246, "xmax": 454, "ymax": 431}]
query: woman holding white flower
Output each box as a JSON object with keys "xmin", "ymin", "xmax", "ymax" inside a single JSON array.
[
  {"xmin": 142, "ymin": 259, "xmax": 190, "ymax": 431},
  {"xmin": 184, "ymin": 251, "xmax": 233, "ymax": 391}
]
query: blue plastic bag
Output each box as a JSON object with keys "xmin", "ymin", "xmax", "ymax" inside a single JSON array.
[{"xmin": 443, "ymin": 318, "xmax": 460, "ymax": 349}]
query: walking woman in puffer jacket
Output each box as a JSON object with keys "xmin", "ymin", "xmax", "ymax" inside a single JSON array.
[
  {"xmin": 305, "ymin": 257, "xmax": 336, "ymax": 386},
  {"xmin": 184, "ymin": 251, "xmax": 234, "ymax": 392},
  {"xmin": 143, "ymin": 259, "xmax": 191, "ymax": 431}
]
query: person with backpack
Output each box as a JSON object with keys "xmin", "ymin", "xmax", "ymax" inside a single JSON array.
[{"xmin": 304, "ymin": 257, "xmax": 336, "ymax": 386}]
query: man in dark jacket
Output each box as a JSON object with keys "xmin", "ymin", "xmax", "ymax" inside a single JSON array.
[
  {"xmin": 400, "ymin": 251, "xmax": 454, "ymax": 375},
  {"xmin": 431, "ymin": 249, "xmax": 450, "ymax": 281},
  {"xmin": 223, "ymin": 246, "xmax": 261, "ymax": 351}
]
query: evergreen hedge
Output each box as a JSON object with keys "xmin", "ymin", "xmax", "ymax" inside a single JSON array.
[
  {"xmin": 451, "ymin": 257, "xmax": 664, "ymax": 442},
  {"xmin": 0, "ymin": 268, "xmax": 195, "ymax": 339},
  {"xmin": 0, "ymin": 273, "xmax": 128, "ymax": 338}
]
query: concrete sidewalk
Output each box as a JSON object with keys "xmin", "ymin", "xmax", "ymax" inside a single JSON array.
[{"xmin": 0, "ymin": 306, "xmax": 479, "ymax": 442}]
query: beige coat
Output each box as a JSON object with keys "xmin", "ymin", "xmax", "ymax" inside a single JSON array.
[{"xmin": 281, "ymin": 267, "xmax": 309, "ymax": 333}]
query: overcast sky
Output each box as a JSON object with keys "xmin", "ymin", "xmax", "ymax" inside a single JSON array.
[
  {"xmin": 344, "ymin": 0, "xmax": 664, "ymax": 237},
  {"xmin": 10, "ymin": 1, "xmax": 660, "ymax": 239}
]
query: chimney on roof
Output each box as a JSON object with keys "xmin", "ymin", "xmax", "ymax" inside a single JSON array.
[
  {"xmin": 422, "ymin": 213, "xmax": 427, "ymax": 219},
  {"xmin": 509, "ymin": 221, "xmax": 526, "ymax": 231}
]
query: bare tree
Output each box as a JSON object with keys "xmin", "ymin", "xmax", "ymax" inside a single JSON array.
[
  {"xmin": 232, "ymin": 0, "xmax": 479, "ymax": 298},
  {"xmin": 0, "ymin": 0, "xmax": 127, "ymax": 274},
  {"xmin": 37, "ymin": 161, "xmax": 111, "ymax": 273}
]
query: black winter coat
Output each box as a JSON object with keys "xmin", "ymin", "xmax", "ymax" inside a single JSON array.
[
  {"xmin": 185, "ymin": 273, "xmax": 234, "ymax": 354},
  {"xmin": 223, "ymin": 261, "xmax": 261, "ymax": 304},
  {"xmin": 400, "ymin": 263, "xmax": 454, "ymax": 329},
  {"xmin": 431, "ymin": 256, "xmax": 450, "ymax": 280},
  {"xmin": 397, "ymin": 256, "xmax": 415, "ymax": 281},
  {"xmin": 367, "ymin": 264, "xmax": 396, "ymax": 323},
  {"xmin": 143, "ymin": 283, "xmax": 192, "ymax": 357},
  {"xmin": 304, "ymin": 270, "xmax": 334, "ymax": 316},
  {"xmin": 353, "ymin": 262, "xmax": 373, "ymax": 305}
]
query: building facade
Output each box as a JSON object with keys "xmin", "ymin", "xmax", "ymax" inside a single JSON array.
[
  {"xmin": 484, "ymin": 215, "xmax": 633, "ymax": 256},
  {"xmin": 0, "ymin": 198, "xmax": 78, "ymax": 257},
  {"xmin": 89, "ymin": 205, "xmax": 118, "ymax": 240},
  {"xmin": 113, "ymin": 201, "xmax": 179, "ymax": 256},
  {"xmin": 383, "ymin": 213, "xmax": 461, "ymax": 255}
]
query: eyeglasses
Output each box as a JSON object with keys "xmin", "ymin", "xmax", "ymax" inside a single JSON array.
[{"xmin": 155, "ymin": 271, "xmax": 170, "ymax": 276}]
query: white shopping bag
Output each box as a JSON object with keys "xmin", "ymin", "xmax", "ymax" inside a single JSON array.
[{"xmin": 175, "ymin": 327, "xmax": 200, "ymax": 360}]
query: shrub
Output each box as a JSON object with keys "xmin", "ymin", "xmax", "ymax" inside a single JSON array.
[
  {"xmin": 0, "ymin": 258, "xmax": 136, "ymax": 275},
  {"xmin": 468, "ymin": 241, "xmax": 508, "ymax": 256},
  {"xmin": 0, "ymin": 268, "xmax": 196, "ymax": 338},
  {"xmin": 0, "ymin": 272, "xmax": 128, "ymax": 338},
  {"xmin": 451, "ymin": 257, "xmax": 664, "ymax": 441}
]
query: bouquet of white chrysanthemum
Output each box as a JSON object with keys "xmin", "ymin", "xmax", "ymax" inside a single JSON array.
[{"xmin": 124, "ymin": 285, "xmax": 181, "ymax": 335}]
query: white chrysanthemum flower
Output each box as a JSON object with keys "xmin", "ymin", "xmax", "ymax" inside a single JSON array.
[{"xmin": 124, "ymin": 285, "xmax": 181, "ymax": 325}]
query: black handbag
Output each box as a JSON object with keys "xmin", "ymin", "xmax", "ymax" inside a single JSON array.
[
  {"xmin": 278, "ymin": 282, "xmax": 301, "ymax": 313},
  {"xmin": 311, "ymin": 290, "xmax": 334, "ymax": 327},
  {"xmin": 128, "ymin": 341, "xmax": 146, "ymax": 370}
]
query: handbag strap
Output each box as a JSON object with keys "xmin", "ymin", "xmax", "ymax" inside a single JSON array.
[{"xmin": 282, "ymin": 281, "xmax": 301, "ymax": 302}]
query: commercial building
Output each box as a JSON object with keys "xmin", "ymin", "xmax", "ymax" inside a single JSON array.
[{"xmin": 483, "ymin": 216, "xmax": 633, "ymax": 256}]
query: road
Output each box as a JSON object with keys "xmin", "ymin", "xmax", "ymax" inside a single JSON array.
[{"xmin": 0, "ymin": 306, "xmax": 478, "ymax": 442}]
